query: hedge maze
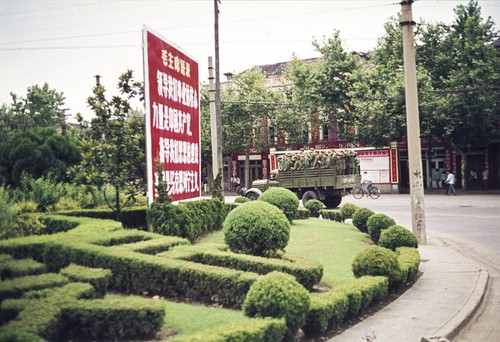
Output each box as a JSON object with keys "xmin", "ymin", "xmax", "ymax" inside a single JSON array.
[{"xmin": 0, "ymin": 209, "xmax": 420, "ymax": 341}]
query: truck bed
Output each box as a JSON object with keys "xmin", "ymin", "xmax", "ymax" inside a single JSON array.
[{"xmin": 278, "ymin": 169, "xmax": 361, "ymax": 190}]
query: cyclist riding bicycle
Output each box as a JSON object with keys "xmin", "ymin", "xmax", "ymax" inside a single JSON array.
[{"xmin": 361, "ymin": 171, "xmax": 373, "ymax": 195}]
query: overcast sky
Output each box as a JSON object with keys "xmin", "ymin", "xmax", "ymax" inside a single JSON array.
[{"xmin": 1, "ymin": 0, "xmax": 499, "ymax": 121}]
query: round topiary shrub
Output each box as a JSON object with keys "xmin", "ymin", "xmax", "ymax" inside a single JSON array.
[
  {"xmin": 243, "ymin": 271, "xmax": 310, "ymax": 341},
  {"xmin": 305, "ymin": 199, "xmax": 324, "ymax": 218},
  {"xmin": 378, "ymin": 225, "xmax": 418, "ymax": 251},
  {"xmin": 367, "ymin": 213, "xmax": 396, "ymax": 244},
  {"xmin": 352, "ymin": 208, "xmax": 375, "ymax": 233},
  {"xmin": 352, "ymin": 246, "xmax": 402, "ymax": 284},
  {"xmin": 234, "ymin": 196, "xmax": 250, "ymax": 204},
  {"xmin": 258, "ymin": 187, "xmax": 299, "ymax": 223},
  {"xmin": 339, "ymin": 202, "xmax": 359, "ymax": 220},
  {"xmin": 223, "ymin": 201, "xmax": 290, "ymax": 257}
]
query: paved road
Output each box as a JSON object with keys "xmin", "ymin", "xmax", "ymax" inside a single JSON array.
[{"xmin": 341, "ymin": 191, "xmax": 500, "ymax": 341}]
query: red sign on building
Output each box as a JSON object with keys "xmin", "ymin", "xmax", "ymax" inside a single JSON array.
[{"xmin": 143, "ymin": 26, "xmax": 200, "ymax": 203}]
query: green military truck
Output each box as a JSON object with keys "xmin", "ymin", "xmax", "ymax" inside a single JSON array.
[{"xmin": 244, "ymin": 168, "xmax": 361, "ymax": 208}]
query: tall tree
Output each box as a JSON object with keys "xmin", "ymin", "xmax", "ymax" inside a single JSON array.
[
  {"xmin": 419, "ymin": 0, "xmax": 500, "ymax": 185},
  {"xmin": 284, "ymin": 31, "xmax": 360, "ymax": 144},
  {"xmin": 0, "ymin": 127, "xmax": 81, "ymax": 186},
  {"xmin": 8, "ymin": 83, "xmax": 67, "ymax": 131},
  {"xmin": 349, "ymin": 17, "xmax": 434, "ymax": 147},
  {"xmin": 69, "ymin": 70, "xmax": 145, "ymax": 220},
  {"xmin": 221, "ymin": 68, "xmax": 277, "ymax": 188}
]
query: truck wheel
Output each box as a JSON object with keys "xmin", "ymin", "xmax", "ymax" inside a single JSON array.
[
  {"xmin": 245, "ymin": 191, "xmax": 260, "ymax": 201},
  {"xmin": 323, "ymin": 195, "xmax": 342, "ymax": 208},
  {"xmin": 301, "ymin": 191, "xmax": 318, "ymax": 207}
]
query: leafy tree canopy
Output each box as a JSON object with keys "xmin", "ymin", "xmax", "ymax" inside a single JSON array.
[{"xmin": 0, "ymin": 127, "xmax": 81, "ymax": 186}]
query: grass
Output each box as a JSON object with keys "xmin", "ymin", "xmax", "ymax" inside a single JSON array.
[
  {"xmin": 157, "ymin": 217, "xmax": 371, "ymax": 339},
  {"xmin": 161, "ymin": 301, "xmax": 251, "ymax": 338},
  {"xmin": 198, "ymin": 218, "xmax": 370, "ymax": 287},
  {"xmin": 285, "ymin": 218, "xmax": 371, "ymax": 287}
]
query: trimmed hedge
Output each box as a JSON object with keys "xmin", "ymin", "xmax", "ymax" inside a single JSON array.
[
  {"xmin": 352, "ymin": 246, "xmax": 401, "ymax": 285},
  {"xmin": 305, "ymin": 200, "xmax": 324, "ymax": 218},
  {"xmin": 0, "ymin": 273, "xmax": 69, "ymax": 302},
  {"xmin": 121, "ymin": 207, "xmax": 148, "ymax": 229},
  {"xmin": 295, "ymin": 208, "xmax": 310, "ymax": 220},
  {"xmin": 319, "ymin": 209, "xmax": 344, "ymax": 222},
  {"xmin": 56, "ymin": 294, "xmax": 165, "ymax": 341},
  {"xmin": 303, "ymin": 276, "xmax": 389, "ymax": 338},
  {"xmin": 0, "ymin": 282, "xmax": 165, "ymax": 342},
  {"xmin": 352, "ymin": 208, "xmax": 375, "ymax": 233},
  {"xmin": 396, "ymin": 247, "xmax": 421, "ymax": 284},
  {"xmin": 59, "ymin": 264, "xmax": 112, "ymax": 297},
  {"xmin": 378, "ymin": 225, "xmax": 418, "ymax": 251},
  {"xmin": 258, "ymin": 187, "xmax": 299, "ymax": 223},
  {"xmin": 243, "ymin": 271, "xmax": 310, "ymax": 341},
  {"xmin": 171, "ymin": 318, "xmax": 287, "ymax": 342},
  {"xmin": 0, "ymin": 256, "xmax": 46, "ymax": 280},
  {"xmin": 339, "ymin": 203, "xmax": 359, "ymax": 220},
  {"xmin": 165, "ymin": 244, "xmax": 323, "ymax": 290},
  {"xmin": 367, "ymin": 213, "xmax": 396, "ymax": 243},
  {"xmin": 223, "ymin": 201, "xmax": 290, "ymax": 257},
  {"xmin": 148, "ymin": 198, "xmax": 228, "ymax": 242}
]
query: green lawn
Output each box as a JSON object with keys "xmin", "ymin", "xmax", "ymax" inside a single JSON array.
[
  {"xmin": 162, "ymin": 301, "xmax": 252, "ymax": 338},
  {"xmin": 198, "ymin": 217, "xmax": 370, "ymax": 287},
  {"xmin": 159, "ymin": 217, "xmax": 371, "ymax": 339}
]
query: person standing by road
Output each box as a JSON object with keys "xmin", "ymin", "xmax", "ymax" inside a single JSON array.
[{"xmin": 445, "ymin": 170, "xmax": 456, "ymax": 196}]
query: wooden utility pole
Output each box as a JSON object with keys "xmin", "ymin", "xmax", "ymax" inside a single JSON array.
[{"xmin": 400, "ymin": 0, "xmax": 427, "ymax": 244}]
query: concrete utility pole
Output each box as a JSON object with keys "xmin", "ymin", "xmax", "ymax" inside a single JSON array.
[
  {"xmin": 400, "ymin": 0, "xmax": 427, "ymax": 244},
  {"xmin": 209, "ymin": 0, "xmax": 223, "ymax": 195},
  {"xmin": 208, "ymin": 57, "xmax": 222, "ymax": 185}
]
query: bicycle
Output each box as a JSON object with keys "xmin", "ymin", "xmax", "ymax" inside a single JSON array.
[{"xmin": 352, "ymin": 185, "xmax": 381, "ymax": 199}]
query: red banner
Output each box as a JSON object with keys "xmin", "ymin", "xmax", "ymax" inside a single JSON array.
[{"xmin": 143, "ymin": 27, "xmax": 200, "ymax": 203}]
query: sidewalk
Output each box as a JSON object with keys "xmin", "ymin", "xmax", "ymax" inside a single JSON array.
[{"xmin": 327, "ymin": 238, "xmax": 489, "ymax": 342}]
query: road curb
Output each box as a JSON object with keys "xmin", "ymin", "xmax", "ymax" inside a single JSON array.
[{"xmin": 421, "ymin": 269, "xmax": 489, "ymax": 342}]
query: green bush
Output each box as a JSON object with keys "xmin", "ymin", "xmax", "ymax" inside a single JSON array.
[
  {"xmin": 243, "ymin": 271, "xmax": 310, "ymax": 341},
  {"xmin": 121, "ymin": 207, "xmax": 147, "ymax": 229},
  {"xmin": 319, "ymin": 209, "xmax": 343, "ymax": 222},
  {"xmin": 352, "ymin": 246, "xmax": 402, "ymax": 286},
  {"xmin": 295, "ymin": 208, "xmax": 310, "ymax": 220},
  {"xmin": 367, "ymin": 213, "xmax": 396, "ymax": 243},
  {"xmin": 15, "ymin": 214, "xmax": 47, "ymax": 237},
  {"xmin": 11, "ymin": 201, "xmax": 38, "ymax": 215},
  {"xmin": 54, "ymin": 197, "xmax": 80, "ymax": 211},
  {"xmin": 396, "ymin": 247, "xmax": 421, "ymax": 284},
  {"xmin": 305, "ymin": 199, "xmax": 324, "ymax": 218},
  {"xmin": 258, "ymin": 187, "xmax": 299, "ymax": 223},
  {"xmin": 352, "ymin": 208, "xmax": 375, "ymax": 233},
  {"xmin": 15, "ymin": 173, "xmax": 66, "ymax": 212},
  {"xmin": 223, "ymin": 201, "xmax": 290, "ymax": 257},
  {"xmin": 234, "ymin": 196, "xmax": 250, "ymax": 204},
  {"xmin": 148, "ymin": 198, "xmax": 227, "ymax": 242},
  {"xmin": 379, "ymin": 225, "xmax": 418, "ymax": 251},
  {"xmin": 0, "ymin": 187, "xmax": 16, "ymax": 240},
  {"xmin": 339, "ymin": 203, "xmax": 359, "ymax": 220}
]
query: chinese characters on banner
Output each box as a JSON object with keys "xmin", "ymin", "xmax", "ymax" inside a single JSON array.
[{"xmin": 143, "ymin": 27, "xmax": 200, "ymax": 203}]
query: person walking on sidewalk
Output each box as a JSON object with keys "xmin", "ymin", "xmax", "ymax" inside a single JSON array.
[{"xmin": 445, "ymin": 170, "xmax": 456, "ymax": 196}]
